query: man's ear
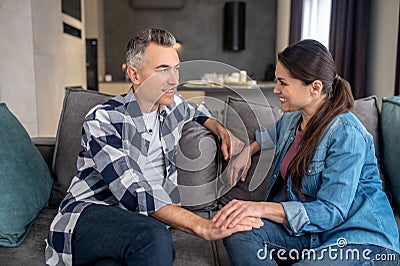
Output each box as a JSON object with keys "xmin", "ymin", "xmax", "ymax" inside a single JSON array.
[
  {"xmin": 310, "ymin": 80, "xmax": 323, "ymax": 96},
  {"xmin": 127, "ymin": 66, "xmax": 140, "ymax": 85}
]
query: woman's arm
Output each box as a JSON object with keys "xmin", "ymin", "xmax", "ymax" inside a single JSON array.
[{"xmin": 212, "ymin": 200, "xmax": 288, "ymax": 231}]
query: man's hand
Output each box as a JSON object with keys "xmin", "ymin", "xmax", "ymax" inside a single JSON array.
[
  {"xmin": 220, "ymin": 129, "xmax": 245, "ymax": 161},
  {"xmin": 203, "ymin": 118, "xmax": 244, "ymax": 161},
  {"xmin": 212, "ymin": 200, "xmax": 288, "ymax": 231},
  {"xmin": 212, "ymin": 200, "xmax": 264, "ymax": 231},
  {"xmin": 227, "ymin": 146, "xmax": 252, "ymax": 186},
  {"xmin": 151, "ymin": 204, "xmax": 262, "ymax": 241},
  {"xmin": 197, "ymin": 216, "xmax": 263, "ymax": 241}
]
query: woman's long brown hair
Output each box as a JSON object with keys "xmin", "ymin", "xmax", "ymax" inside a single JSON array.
[{"xmin": 278, "ymin": 40, "xmax": 354, "ymax": 200}]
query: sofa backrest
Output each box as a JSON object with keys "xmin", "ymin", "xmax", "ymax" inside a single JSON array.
[{"xmin": 50, "ymin": 88, "xmax": 113, "ymax": 206}]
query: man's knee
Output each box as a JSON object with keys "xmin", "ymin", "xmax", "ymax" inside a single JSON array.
[
  {"xmin": 126, "ymin": 217, "xmax": 175, "ymax": 261},
  {"xmin": 146, "ymin": 220, "xmax": 174, "ymax": 251}
]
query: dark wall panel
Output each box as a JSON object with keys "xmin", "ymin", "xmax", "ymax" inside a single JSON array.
[{"xmin": 104, "ymin": 0, "xmax": 276, "ymax": 81}]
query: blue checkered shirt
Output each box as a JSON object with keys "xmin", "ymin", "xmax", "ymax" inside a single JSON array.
[{"xmin": 45, "ymin": 88, "xmax": 211, "ymax": 265}]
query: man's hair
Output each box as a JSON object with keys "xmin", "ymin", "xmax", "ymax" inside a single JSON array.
[{"xmin": 126, "ymin": 28, "xmax": 176, "ymax": 69}]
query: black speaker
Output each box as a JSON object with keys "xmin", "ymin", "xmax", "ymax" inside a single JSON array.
[{"xmin": 223, "ymin": 1, "xmax": 246, "ymax": 51}]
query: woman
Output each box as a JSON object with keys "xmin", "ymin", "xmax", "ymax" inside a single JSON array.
[{"xmin": 213, "ymin": 39, "xmax": 400, "ymax": 265}]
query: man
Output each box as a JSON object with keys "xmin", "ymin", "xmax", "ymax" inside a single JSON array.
[{"xmin": 45, "ymin": 28, "xmax": 262, "ymax": 265}]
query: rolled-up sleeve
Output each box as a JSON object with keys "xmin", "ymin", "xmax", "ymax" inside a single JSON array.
[
  {"xmin": 186, "ymin": 101, "xmax": 212, "ymax": 125},
  {"xmin": 281, "ymin": 201, "xmax": 310, "ymax": 234}
]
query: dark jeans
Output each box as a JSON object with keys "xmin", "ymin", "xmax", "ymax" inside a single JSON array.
[
  {"xmin": 72, "ymin": 204, "xmax": 175, "ymax": 266},
  {"xmin": 223, "ymin": 219, "xmax": 399, "ymax": 266}
]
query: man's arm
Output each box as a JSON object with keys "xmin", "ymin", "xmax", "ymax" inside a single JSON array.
[{"xmin": 151, "ymin": 204, "xmax": 263, "ymax": 241}]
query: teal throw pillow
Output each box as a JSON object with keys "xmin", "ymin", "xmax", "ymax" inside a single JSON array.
[
  {"xmin": 381, "ymin": 96, "xmax": 400, "ymax": 208},
  {"xmin": 0, "ymin": 103, "xmax": 53, "ymax": 247}
]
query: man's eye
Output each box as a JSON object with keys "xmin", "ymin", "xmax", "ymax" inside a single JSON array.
[{"xmin": 159, "ymin": 68, "xmax": 168, "ymax": 73}]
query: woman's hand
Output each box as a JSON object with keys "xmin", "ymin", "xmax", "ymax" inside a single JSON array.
[
  {"xmin": 212, "ymin": 200, "xmax": 265, "ymax": 231},
  {"xmin": 227, "ymin": 146, "xmax": 252, "ymax": 186},
  {"xmin": 198, "ymin": 216, "xmax": 263, "ymax": 241}
]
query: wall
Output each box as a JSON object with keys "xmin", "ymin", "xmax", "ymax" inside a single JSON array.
[
  {"xmin": 0, "ymin": 0, "xmax": 39, "ymax": 135},
  {"xmin": 103, "ymin": 0, "xmax": 277, "ymax": 82},
  {"xmin": 275, "ymin": 0, "xmax": 291, "ymax": 55},
  {"xmin": 367, "ymin": 0, "xmax": 400, "ymax": 106},
  {"xmin": 0, "ymin": 0, "xmax": 86, "ymax": 137},
  {"xmin": 85, "ymin": 0, "xmax": 105, "ymax": 82}
]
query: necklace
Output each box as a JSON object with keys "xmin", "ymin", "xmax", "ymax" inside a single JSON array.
[{"xmin": 143, "ymin": 109, "xmax": 159, "ymax": 135}]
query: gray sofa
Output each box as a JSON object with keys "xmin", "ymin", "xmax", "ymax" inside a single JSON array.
[{"xmin": 0, "ymin": 88, "xmax": 399, "ymax": 265}]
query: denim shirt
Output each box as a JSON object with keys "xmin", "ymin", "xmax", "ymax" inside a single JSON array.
[{"xmin": 256, "ymin": 111, "xmax": 400, "ymax": 253}]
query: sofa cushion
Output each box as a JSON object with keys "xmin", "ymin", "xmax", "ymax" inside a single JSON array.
[
  {"xmin": 0, "ymin": 207, "xmax": 57, "ymax": 264},
  {"xmin": 351, "ymin": 95, "xmax": 386, "ymax": 189},
  {"xmin": 0, "ymin": 103, "xmax": 53, "ymax": 247},
  {"xmin": 170, "ymin": 211, "xmax": 221, "ymax": 265},
  {"xmin": 50, "ymin": 88, "xmax": 113, "ymax": 206},
  {"xmin": 381, "ymin": 96, "xmax": 400, "ymax": 208},
  {"xmin": 351, "ymin": 96, "xmax": 381, "ymax": 163},
  {"xmin": 177, "ymin": 121, "xmax": 219, "ymax": 211},
  {"xmin": 219, "ymin": 97, "xmax": 282, "ymax": 205}
]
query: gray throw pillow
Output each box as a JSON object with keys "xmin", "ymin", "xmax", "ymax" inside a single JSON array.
[
  {"xmin": 50, "ymin": 88, "xmax": 113, "ymax": 206},
  {"xmin": 219, "ymin": 97, "xmax": 282, "ymax": 206},
  {"xmin": 177, "ymin": 121, "xmax": 219, "ymax": 211},
  {"xmin": 351, "ymin": 95, "xmax": 385, "ymax": 189}
]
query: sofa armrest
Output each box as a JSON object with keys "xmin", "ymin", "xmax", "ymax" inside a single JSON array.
[{"xmin": 31, "ymin": 137, "xmax": 56, "ymax": 170}]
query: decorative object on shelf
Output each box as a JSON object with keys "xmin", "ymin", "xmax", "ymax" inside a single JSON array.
[{"xmin": 223, "ymin": 1, "xmax": 246, "ymax": 51}]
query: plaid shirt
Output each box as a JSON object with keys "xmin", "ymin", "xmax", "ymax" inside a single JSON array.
[{"xmin": 45, "ymin": 88, "xmax": 211, "ymax": 265}]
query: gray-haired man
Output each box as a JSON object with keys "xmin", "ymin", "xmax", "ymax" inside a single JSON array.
[{"xmin": 45, "ymin": 28, "xmax": 262, "ymax": 265}]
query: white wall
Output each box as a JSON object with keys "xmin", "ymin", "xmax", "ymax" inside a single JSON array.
[
  {"xmin": 275, "ymin": 0, "xmax": 291, "ymax": 55},
  {"xmin": 0, "ymin": 0, "xmax": 86, "ymax": 137},
  {"xmin": 0, "ymin": 0, "xmax": 39, "ymax": 135},
  {"xmin": 367, "ymin": 0, "xmax": 400, "ymax": 107}
]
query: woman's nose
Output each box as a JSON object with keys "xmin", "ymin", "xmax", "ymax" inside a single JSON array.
[{"xmin": 273, "ymin": 85, "xmax": 280, "ymax": 94}]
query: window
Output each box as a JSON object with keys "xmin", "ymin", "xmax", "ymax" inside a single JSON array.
[{"xmin": 301, "ymin": 0, "xmax": 332, "ymax": 49}]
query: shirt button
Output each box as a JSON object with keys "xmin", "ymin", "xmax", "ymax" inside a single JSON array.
[
  {"xmin": 312, "ymin": 237, "xmax": 317, "ymax": 242},
  {"xmin": 307, "ymin": 169, "xmax": 312, "ymax": 174}
]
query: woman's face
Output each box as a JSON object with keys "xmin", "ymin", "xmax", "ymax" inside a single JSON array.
[{"xmin": 273, "ymin": 61, "xmax": 315, "ymax": 113}]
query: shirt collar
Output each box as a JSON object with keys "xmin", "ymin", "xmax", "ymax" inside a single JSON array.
[{"xmin": 124, "ymin": 86, "xmax": 167, "ymax": 134}]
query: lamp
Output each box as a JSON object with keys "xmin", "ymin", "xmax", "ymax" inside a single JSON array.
[{"xmin": 173, "ymin": 40, "xmax": 183, "ymax": 50}]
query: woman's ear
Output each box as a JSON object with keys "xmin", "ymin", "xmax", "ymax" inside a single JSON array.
[
  {"xmin": 310, "ymin": 80, "xmax": 323, "ymax": 96},
  {"xmin": 127, "ymin": 66, "xmax": 140, "ymax": 85}
]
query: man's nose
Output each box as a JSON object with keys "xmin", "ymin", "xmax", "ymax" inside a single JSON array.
[{"xmin": 168, "ymin": 69, "xmax": 179, "ymax": 85}]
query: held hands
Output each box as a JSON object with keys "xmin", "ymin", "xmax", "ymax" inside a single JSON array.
[
  {"xmin": 200, "ymin": 215, "xmax": 263, "ymax": 241},
  {"xmin": 212, "ymin": 200, "xmax": 263, "ymax": 231}
]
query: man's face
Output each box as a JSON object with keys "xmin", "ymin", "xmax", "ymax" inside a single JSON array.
[{"xmin": 133, "ymin": 43, "xmax": 180, "ymax": 113}]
